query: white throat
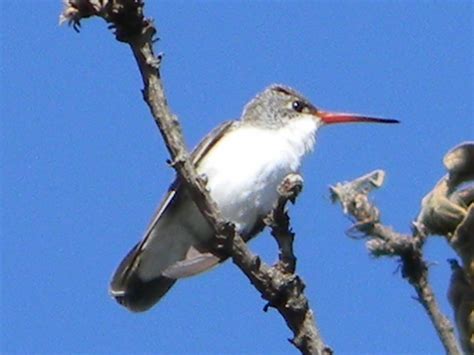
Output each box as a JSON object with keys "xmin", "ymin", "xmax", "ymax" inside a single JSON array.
[{"xmin": 197, "ymin": 116, "xmax": 320, "ymax": 233}]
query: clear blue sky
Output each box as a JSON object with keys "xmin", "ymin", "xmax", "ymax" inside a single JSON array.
[{"xmin": 1, "ymin": 1, "xmax": 473, "ymax": 354}]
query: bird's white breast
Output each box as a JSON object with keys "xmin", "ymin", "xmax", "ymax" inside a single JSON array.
[{"xmin": 197, "ymin": 117, "xmax": 319, "ymax": 233}]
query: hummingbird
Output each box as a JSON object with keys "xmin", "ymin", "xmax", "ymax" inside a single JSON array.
[{"xmin": 110, "ymin": 84, "xmax": 399, "ymax": 312}]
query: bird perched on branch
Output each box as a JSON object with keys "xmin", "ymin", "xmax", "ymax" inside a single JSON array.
[{"xmin": 110, "ymin": 84, "xmax": 398, "ymax": 312}]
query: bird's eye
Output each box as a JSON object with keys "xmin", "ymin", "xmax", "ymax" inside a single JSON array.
[{"xmin": 291, "ymin": 100, "xmax": 305, "ymax": 113}]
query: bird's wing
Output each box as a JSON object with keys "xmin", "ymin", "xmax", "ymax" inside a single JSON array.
[
  {"xmin": 147, "ymin": 120, "xmax": 239, "ymax": 276},
  {"xmin": 110, "ymin": 120, "xmax": 238, "ymax": 311},
  {"xmin": 190, "ymin": 120, "xmax": 239, "ymax": 164},
  {"xmin": 139, "ymin": 119, "xmax": 238, "ymax": 244}
]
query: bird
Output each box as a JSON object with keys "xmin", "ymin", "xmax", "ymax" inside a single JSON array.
[{"xmin": 110, "ymin": 84, "xmax": 399, "ymax": 312}]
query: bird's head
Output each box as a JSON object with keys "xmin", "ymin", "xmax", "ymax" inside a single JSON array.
[{"xmin": 242, "ymin": 85, "xmax": 399, "ymax": 129}]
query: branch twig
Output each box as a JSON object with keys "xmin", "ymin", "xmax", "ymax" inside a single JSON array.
[
  {"xmin": 330, "ymin": 170, "xmax": 461, "ymax": 355},
  {"xmin": 265, "ymin": 173, "xmax": 303, "ymax": 274},
  {"xmin": 61, "ymin": 1, "xmax": 330, "ymax": 353}
]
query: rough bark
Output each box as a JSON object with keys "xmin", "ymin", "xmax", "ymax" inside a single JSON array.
[
  {"xmin": 60, "ymin": 1, "xmax": 330, "ymax": 353},
  {"xmin": 330, "ymin": 163, "xmax": 470, "ymax": 354}
]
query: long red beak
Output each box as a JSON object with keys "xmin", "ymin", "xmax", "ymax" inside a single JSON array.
[{"xmin": 319, "ymin": 111, "xmax": 399, "ymax": 125}]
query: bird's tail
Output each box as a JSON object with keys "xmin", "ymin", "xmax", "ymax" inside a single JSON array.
[
  {"xmin": 109, "ymin": 240, "xmax": 222, "ymax": 312},
  {"xmin": 109, "ymin": 242, "xmax": 177, "ymax": 312},
  {"xmin": 109, "ymin": 186, "xmax": 226, "ymax": 312}
]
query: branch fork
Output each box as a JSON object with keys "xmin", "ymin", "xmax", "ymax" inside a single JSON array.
[
  {"xmin": 330, "ymin": 142, "xmax": 474, "ymax": 354},
  {"xmin": 61, "ymin": 1, "xmax": 329, "ymax": 353}
]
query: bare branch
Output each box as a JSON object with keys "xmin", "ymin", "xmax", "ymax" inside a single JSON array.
[
  {"xmin": 447, "ymin": 258, "xmax": 474, "ymax": 354},
  {"xmin": 61, "ymin": 1, "xmax": 331, "ymax": 353},
  {"xmin": 330, "ymin": 170, "xmax": 461, "ymax": 355},
  {"xmin": 225, "ymin": 223, "xmax": 332, "ymax": 355},
  {"xmin": 264, "ymin": 173, "xmax": 304, "ymax": 274}
]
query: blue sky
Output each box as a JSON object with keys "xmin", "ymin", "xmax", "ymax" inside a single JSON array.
[{"xmin": 1, "ymin": 1, "xmax": 473, "ymax": 354}]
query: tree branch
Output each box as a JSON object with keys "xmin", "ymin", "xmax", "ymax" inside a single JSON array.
[
  {"xmin": 60, "ymin": 1, "xmax": 330, "ymax": 353},
  {"xmin": 265, "ymin": 173, "xmax": 303, "ymax": 274},
  {"xmin": 330, "ymin": 170, "xmax": 462, "ymax": 355}
]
